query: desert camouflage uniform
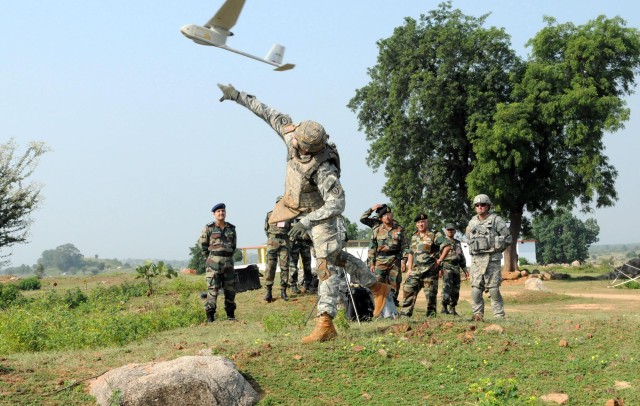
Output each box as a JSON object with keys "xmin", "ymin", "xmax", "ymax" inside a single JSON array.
[
  {"xmin": 360, "ymin": 208, "xmax": 407, "ymax": 304},
  {"xmin": 289, "ymin": 233, "xmax": 314, "ymax": 289},
  {"xmin": 233, "ymin": 92, "xmax": 378, "ymax": 318},
  {"xmin": 199, "ymin": 221, "xmax": 237, "ymax": 316},
  {"xmin": 440, "ymin": 235, "xmax": 467, "ymax": 308},
  {"xmin": 466, "ymin": 213, "xmax": 511, "ymax": 318},
  {"xmin": 402, "ymin": 231, "xmax": 439, "ymax": 316},
  {"xmin": 264, "ymin": 211, "xmax": 291, "ymax": 288}
]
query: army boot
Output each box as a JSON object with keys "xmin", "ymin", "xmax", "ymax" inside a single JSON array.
[
  {"xmin": 291, "ymin": 283, "xmax": 301, "ymax": 294},
  {"xmin": 450, "ymin": 306, "xmax": 459, "ymax": 316},
  {"xmin": 369, "ymin": 282, "xmax": 393, "ymax": 318},
  {"xmin": 281, "ymin": 287, "xmax": 289, "ymax": 301},
  {"xmin": 441, "ymin": 304, "xmax": 450, "ymax": 314},
  {"xmin": 205, "ymin": 310, "xmax": 215, "ymax": 323},
  {"xmin": 226, "ymin": 309, "xmax": 236, "ymax": 321},
  {"xmin": 301, "ymin": 313, "xmax": 338, "ymax": 344},
  {"xmin": 264, "ymin": 286, "xmax": 273, "ymax": 303}
]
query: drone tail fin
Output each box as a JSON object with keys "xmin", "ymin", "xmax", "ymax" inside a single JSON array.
[{"xmin": 265, "ymin": 44, "xmax": 286, "ymax": 65}]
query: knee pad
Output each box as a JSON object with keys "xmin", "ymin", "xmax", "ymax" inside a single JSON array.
[
  {"xmin": 316, "ymin": 258, "xmax": 336, "ymax": 281},
  {"xmin": 335, "ymin": 251, "xmax": 349, "ymax": 267}
]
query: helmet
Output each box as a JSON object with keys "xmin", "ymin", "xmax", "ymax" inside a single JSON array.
[
  {"xmin": 472, "ymin": 194, "xmax": 492, "ymax": 206},
  {"xmin": 295, "ymin": 120, "xmax": 327, "ymax": 153}
]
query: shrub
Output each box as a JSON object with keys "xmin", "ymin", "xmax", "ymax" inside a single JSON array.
[
  {"xmin": 0, "ymin": 283, "xmax": 26, "ymax": 309},
  {"xmin": 518, "ymin": 257, "xmax": 530, "ymax": 266},
  {"xmin": 17, "ymin": 276, "xmax": 41, "ymax": 291},
  {"xmin": 63, "ymin": 288, "xmax": 88, "ymax": 309}
]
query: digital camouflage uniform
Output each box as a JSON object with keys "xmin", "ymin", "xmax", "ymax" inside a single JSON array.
[
  {"xmin": 466, "ymin": 213, "xmax": 512, "ymax": 318},
  {"xmin": 264, "ymin": 210, "xmax": 291, "ymax": 288},
  {"xmin": 289, "ymin": 232, "xmax": 314, "ymax": 290},
  {"xmin": 402, "ymin": 231, "xmax": 440, "ymax": 317},
  {"xmin": 360, "ymin": 208, "xmax": 407, "ymax": 305},
  {"xmin": 199, "ymin": 221, "xmax": 237, "ymax": 318},
  {"xmin": 231, "ymin": 91, "xmax": 381, "ymax": 319},
  {"xmin": 440, "ymin": 235, "xmax": 467, "ymax": 308}
]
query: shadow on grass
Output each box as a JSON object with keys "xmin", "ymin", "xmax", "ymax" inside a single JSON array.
[{"xmin": 241, "ymin": 371, "xmax": 264, "ymax": 398}]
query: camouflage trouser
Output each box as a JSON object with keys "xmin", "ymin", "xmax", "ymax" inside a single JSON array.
[
  {"xmin": 470, "ymin": 255, "xmax": 504, "ymax": 317},
  {"xmin": 265, "ymin": 236, "xmax": 290, "ymax": 287},
  {"xmin": 441, "ymin": 263, "xmax": 462, "ymax": 307},
  {"xmin": 373, "ymin": 257, "xmax": 402, "ymax": 305},
  {"xmin": 308, "ymin": 217, "xmax": 378, "ymax": 318},
  {"xmin": 289, "ymin": 240, "xmax": 313, "ymax": 285},
  {"xmin": 205, "ymin": 255, "xmax": 236, "ymax": 315},
  {"xmin": 401, "ymin": 264, "xmax": 438, "ymax": 317}
]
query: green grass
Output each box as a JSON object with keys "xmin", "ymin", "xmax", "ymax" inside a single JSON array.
[{"xmin": 0, "ymin": 274, "xmax": 638, "ymax": 405}]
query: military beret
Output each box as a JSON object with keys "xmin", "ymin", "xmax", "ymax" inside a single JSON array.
[
  {"xmin": 414, "ymin": 213, "xmax": 428, "ymax": 222},
  {"xmin": 211, "ymin": 203, "xmax": 226, "ymax": 212},
  {"xmin": 445, "ymin": 223, "xmax": 456, "ymax": 230},
  {"xmin": 377, "ymin": 205, "xmax": 391, "ymax": 217}
]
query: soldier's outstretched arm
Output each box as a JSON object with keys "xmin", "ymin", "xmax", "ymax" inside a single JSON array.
[{"xmin": 217, "ymin": 83, "xmax": 293, "ymax": 145}]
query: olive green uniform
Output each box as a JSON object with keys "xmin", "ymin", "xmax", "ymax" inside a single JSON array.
[
  {"xmin": 264, "ymin": 211, "xmax": 291, "ymax": 288},
  {"xmin": 199, "ymin": 221, "xmax": 237, "ymax": 318},
  {"xmin": 401, "ymin": 231, "xmax": 440, "ymax": 317}
]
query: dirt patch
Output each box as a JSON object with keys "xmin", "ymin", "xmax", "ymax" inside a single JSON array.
[{"xmin": 564, "ymin": 303, "xmax": 616, "ymax": 310}]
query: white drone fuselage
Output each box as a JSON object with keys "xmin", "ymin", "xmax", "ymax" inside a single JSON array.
[{"xmin": 181, "ymin": 24, "xmax": 294, "ymax": 71}]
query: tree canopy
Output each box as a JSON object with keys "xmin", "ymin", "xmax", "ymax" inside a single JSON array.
[
  {"xmin": 531, "ymin": 209, "xmax": 599, "ymax": 264},
  {"xmin": 0, "ymin": 139, "xmax": 49, "ymax": 265},
  {"xmin": 38, "ymin": 243, "xmax": 84, "ymax": 273},
  {"xmin": 349, "ymin": 2, "xmax": 640, "ymax": 270}
]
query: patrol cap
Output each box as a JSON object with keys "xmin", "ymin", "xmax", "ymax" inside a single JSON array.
[
  {"xmin": 211, "ymin": 203, "xmax": 226, "ymax": 212},
  {"xmin": 377, "ymin": 205, "xmax": 391, "ymax": 217},
  {"xmin": 445, "ymin": 223, "xmax": 456, "ymax": 230},
  {"xmin": 414, "ymin": 213, "xmax": 428, "ymax": 222}
]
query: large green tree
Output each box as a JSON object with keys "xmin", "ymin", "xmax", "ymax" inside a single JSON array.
[
  {"xmin": 0, "ymin": 139, "xmax": 49, "ymax": 265},
  {"xmin": 38, "ymin": 243, "xmax": 84, "ymax": 273},
  {"xmin": 349, "ymin": 2, "xmax": 640, "ymax": 271},
  {"xmin": 531, "ymin": 209, "xmax": 599, "ymax": 264}
]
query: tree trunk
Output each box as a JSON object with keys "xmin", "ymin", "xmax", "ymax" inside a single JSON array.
[{"xmin": 503, "ymin": 207, "xmax": 524, "ymax": 272}]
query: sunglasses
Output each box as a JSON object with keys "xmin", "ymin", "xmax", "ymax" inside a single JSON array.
[{"xmin": 475, "ymin": 203, "xmax": 488, "ymax": 207}]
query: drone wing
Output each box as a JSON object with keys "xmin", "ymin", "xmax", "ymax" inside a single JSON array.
[{"xmin": 204, "ymin": 0, "xmax": 246, "ymax": 30}]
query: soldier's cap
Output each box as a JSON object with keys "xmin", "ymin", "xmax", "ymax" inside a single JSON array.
[
  {"xmin": 414, "ymin": 213, "xmax": 428, "ymax": 222},
  {"xmin": 445, "ymin": 223, "xmax": 456, "ymax": 230},
  {"xmin": 211, "ymin": 203, "xmax": 226, "ymax": 212},
  {"xmin": 377, "ymin": 205, "xmax": 391, "ymax": 217}
]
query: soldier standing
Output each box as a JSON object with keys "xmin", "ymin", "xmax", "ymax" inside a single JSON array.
[
  {"xmin": 198, "ymin": 203, "xmax": 237, "ymax": 322},
  {"xmin": 439, "ymin": 224, "xmax": 468, "ymax": 316},
  {"xmin": 217, "ymin": 84, "xmax": 392, "ymax": 343},
  {"xmin": 466, "ymin": 194, "xmax": 512, "ymax": 321},
  {"xmin": 401, "ymin": 213, "xmax": 440, "ymax": 317},
  {"xmin": 361, "ymin": 205, "xmax": 407, "ymax": 306},
  {"xmin": 264, "ymin": 197, "xmax": 292, "ymax": 302},
  {"xmin": 289, "ymin": 228, "xmax": 314, "ymax": 294}
]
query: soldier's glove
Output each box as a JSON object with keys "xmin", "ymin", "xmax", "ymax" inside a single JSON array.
[
  {"xmin": 288, "ymin": 222, "xmax": 308, "ymax": 240},
  {"xmin": 217, "ymin": 83, "xmax": 239, "ymax": 102}
]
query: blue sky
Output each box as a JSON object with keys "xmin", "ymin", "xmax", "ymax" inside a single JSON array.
[{"xmin": 2, "ymin": 1, "xmax": 639, "ymax": 266}]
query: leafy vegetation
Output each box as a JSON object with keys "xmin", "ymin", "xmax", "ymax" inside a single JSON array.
[
  {"xmin": 349, "ymin": 1, "xmax": 640, "ymax": 271},
  {"xmin": 134, "ymin": 261, "xmax": 177, "ymax": 295},
  {"xmin": 16, "ymin": 276, "xmax": 41, "ymax": 290}
]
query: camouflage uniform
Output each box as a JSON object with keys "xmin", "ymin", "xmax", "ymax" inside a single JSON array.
[
  {"xmin": 231, "ymin": 92, "xmax": 380, "ymax": 318},
  {"xmin": 402, "ymin": 231, "xmax": 439, "ymax": 317},
  {"xmin": 440, "ymin": 235, "xmax": 467, "ymax": 309},
  {"xmin": 289, "ymin": 233, "xmax": 314, "ymax": 290},
  {"xmin": 360, "ymin": 208, "xmax": 407, "ymax": 305},
  {"xmin": 264, "ymin": 210, "xmax": 291, "ymax": 288},
  {"xmin": 466, "ymin": 213, "xmax": 511, "ymax": 318},
  {"xmin": 199, "ymin": 221, "xmax": 237, "ymax": 318}
]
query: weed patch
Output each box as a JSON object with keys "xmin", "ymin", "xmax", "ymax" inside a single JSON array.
[{"xmin": 507, "ymin": 290, "xmax": 573, "ymax": 305}]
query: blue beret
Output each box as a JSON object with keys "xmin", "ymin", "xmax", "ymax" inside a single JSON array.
[{"xmin": 211, "ymin": 203, "xmax": 226, "ymax": 212}]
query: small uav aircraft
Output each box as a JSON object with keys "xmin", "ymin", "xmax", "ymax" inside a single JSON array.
[{"xmin": 181, "ymin": 0, "xmax": 295, "ymax": 71}]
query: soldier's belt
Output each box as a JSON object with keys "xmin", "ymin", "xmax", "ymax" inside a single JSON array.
[
  {"xmin": 211, "ymin": 251, "xmax": 233, "ymax": 257},
  {"xmin": 271, "ymin": 234, "xmax": 289, "ymax": 239},
  {"xmin": 376, "ymin": 251, "xmax": 400, "ymax": 258}
]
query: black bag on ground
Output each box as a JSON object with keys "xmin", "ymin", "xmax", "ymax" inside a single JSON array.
[
  {"xmin": 346, "ymin": 286, "xmax": 374, "ymax": 322},
  {"xmin": 235, "ymin": 264, "xmax": 261, "ymax": 292}
]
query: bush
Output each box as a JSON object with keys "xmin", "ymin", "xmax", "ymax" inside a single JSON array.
[
  {"xmin": 17, "ymin": 276, "xmax": 41, "ymax": 291},
  {"xmin": 63, "ymin": 288, "xmax": 88, "ymax": 309},
  {"xmin": 0, "ymin": 283, "xmax": 25, "ymax": 309},
  {"xmin": 518, "ymin": 257, "xmax": 530, "ymax": 266}
]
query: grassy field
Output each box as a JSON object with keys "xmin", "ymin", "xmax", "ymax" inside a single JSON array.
[{"xmin": 0, "ymin": 268, "xmax": 638, "ymax": 405}]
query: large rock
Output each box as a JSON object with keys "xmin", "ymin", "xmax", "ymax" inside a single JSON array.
[
  {"xmin": 90, "ymin": 356, "xmax": 259, "ymax": 406},
  {"xmin": 525, "ymin": 278, "xmax": 550, "ymax": 292}
]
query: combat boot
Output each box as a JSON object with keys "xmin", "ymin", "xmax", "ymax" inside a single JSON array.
[
  {"xmin": 450, "ymin": 306, "xmax": 459, "ymax": 316},
  {"xmin": 205, "ymin": 310, "xmax": 215, "ymax": 323},
  {"xmin": 281, "ymin": 287, "xmax": 289, "ymax": 301},
  {"xmin": 441, "ymin": 304, "xmax": 450, "ymax": 314},
  {"xmin": 226, "ymin": 309, "xmax": 236, "ymax": 321},
  {"xmin": 301, "ymin": 313, "xmax": 337, "ymax": 344},
  {"xmin": 264, "ymin": 286, "xmax": 273, "ymax": 303},
  {"xmin": 291, "ymin": 283, "xmax": 301, "ymax": 294},
  {"xmin": 369, "ymin": 282, "xmax": 392, "ymax": 318}
]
